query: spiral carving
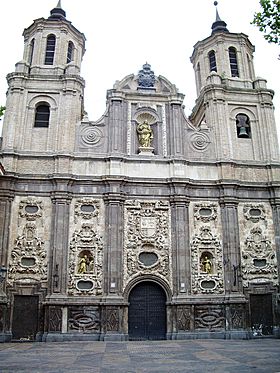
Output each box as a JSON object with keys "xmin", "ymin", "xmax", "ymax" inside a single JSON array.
[
  {"xmin": 190, "ymin": 132, "xmax": 210, "ymax": 151},
  {"xmin": 81, "ymin": 127, "xmax": 103, "ymax": 146}
]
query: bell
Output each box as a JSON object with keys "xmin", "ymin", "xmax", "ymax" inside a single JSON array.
[{"xmin": 238, "ymin": 126, "xmax": 249, "ymax": 138}]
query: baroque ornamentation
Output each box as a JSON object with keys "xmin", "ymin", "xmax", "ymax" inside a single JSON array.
[
  {"xmin": 68, "ymin": 223, "xmax": 103, "ymax": 295},
  {"xmin": 137, "ymin": 63, "xmax": 155, "ymax": 88},
  {"xmin": 193, "ymin": 202, "xmax": 218, "ymax": 225},
  {"xmin": 18, "ymin": 198, "xmax": 43, "ymax": 222},
  {"xmin": 123, "ymin": 200, "xmax": 172, "ymax": 289},
  {"xmin": 195, "ymin": 306, "xmax": 225, "ymax": 330},
  {"xmin": 48, "ymin": 307, "xmax": 62, "ymax": 332},
  {"xmin": 74, "ymin": 198, "xmax": 100, "ymax": 223},
  {"xmin": 243, "ymin": 204, "xmax": 266, "ymax": 224},
  {"xmin": 68, "ymin": 306, "xmax": 100, "ymax": 332},
  {"xmin": 230, "ymin": 305, "xmax": 244, "ymax": 329},
  {"xmin": 103, "ymin": 307, "xmax": 120, "ymax": 332},
  {"xmin": 241, "ymin": 226, "xmax": 278, "ymax": 287},
  {"xmin": 190, "ymin": 226, "xmax": 224, "ymax": 294},
  {"xmin": 177, "ymin": 306, "xmax": 191, "ymax": 331},
  {"xmin": 8, "ymin": 222, "xmax": 47, "ymax": 285}
]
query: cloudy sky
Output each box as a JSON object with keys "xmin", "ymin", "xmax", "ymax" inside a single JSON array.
[{"xmin": 0, "ymin": 0, "xmax": 279, "ymax": 130}]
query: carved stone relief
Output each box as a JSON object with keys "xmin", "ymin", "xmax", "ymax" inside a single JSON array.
[
  {"xmin": 190, "ymin": 202, "xmax": 224, "ymax": 294},
  {"xmin": 239, "ymin": 203, "xmax": 278, "ymax": 287},
  {"xmin": 48, "ymin": 306, "xmax": 62, "ymax": 332},
  {"xmin": 195, "ymin": 306, "xmax": 225, "ymax": 330},
  {"xmin": 123, "ymin": 200, "xmax": 172, "ymax": 289},
  {"xmin": 193, "ymin": 202, "xmax": 218, "ymax": 225},
  {"xmin": 103, "ymin": 307, "xmax": 120, "ymax": 332},
  {"xmin": 177, "ymin": 306, "xmax": 191, "ymax": 331},
  {"xmin": 68, "ymin": 198, "xmax": 103, "ymax": 296},
  {"xmin": 190, "ymin": 226, "xmax": 224, "ymax": 294},
  {"xmin": 8, "ymin": 197, "xmax": 49, "ymax": 286},
  {"xmin": 68, "ymin": 306, "xmax": 100, "ymax": 333},
  {"xmin": 230, "ymin": 305, "xmax": 245, "ymax": 330}
]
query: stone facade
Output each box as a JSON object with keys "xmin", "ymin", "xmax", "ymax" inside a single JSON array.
[{"xmin": 0, "ymin": 4, "xmax": 279, "ymax": 342}]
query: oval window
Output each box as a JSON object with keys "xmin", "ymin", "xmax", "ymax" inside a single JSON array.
[
  {"xmin": 21, "ymin": 257, "xmax": 36, "ymax": 267},
  {"xmin": 199, "ymin": 208, "xmax": 212, "ymax": 216},
  {"xmin": 249, "ymin": 208, "xmax": 261, "ymax": 217},
  {"xmin": 201, "ymin": 280, "xmax": 216, "ymax": 289},
  {"xmin": 25, "ymin": 205, "xmax": 39, "ymax": 214},
  {"xmin": 80, "ymin": 205, "xmax": 95, "ymax": 213},
  {"xmin": 139, "ymin": 252, "xmax": 158, "ymax": 267},
  {"xmin": 77, "ymin": 280, "xmax": 94, "ymax": 291},
  {"xmin": 253, "ymin": 259, "xmax": 267, "ymax": 268}
]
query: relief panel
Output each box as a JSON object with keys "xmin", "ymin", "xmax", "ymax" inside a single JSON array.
[
  {"xmin": 195, "ymin": 305, "xmax": 225, "ymax": 330},
  {"xmin": 239, "ymin": 203, "xmax": 278, "ymax": 287},
  {"xmin": 190, "ymin": 202, "xmax": 224, "ymax": 294},
  {"xmin": 68, "ymin": 306, "xmax": 100, "ymax": 333},
  {"xmin": 123, "ymin": 200, "xmax": 172, "ymax": 289},
  {"xmin": 68, "ymin": 198, "xmax": 104, "ymax": 296},
  {"xmin": 7, "ymin": 197, "xmax": 51, "ymax": 286}
]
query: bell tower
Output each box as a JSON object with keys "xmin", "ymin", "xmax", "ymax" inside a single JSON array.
[
  {"xmin": 1, "ymin": 1, "xmax": 86, "ymax": 158},
  {"xmin": 190, "ymin": 2, "xmax": 279, "ymax": 162}
]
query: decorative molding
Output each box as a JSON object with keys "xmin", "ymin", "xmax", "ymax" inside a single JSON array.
[
  {"xmin": 8, "ymin": 222, "xmax": 47, "ymax": 285},
  {"xmin": 123, "ymin": 200, "xmax": 172, "ymax": 290},
  {"xmin": 189, "ymin": 131, "xmax": 211, "ymax": 152},
  {"xmin": 190, "ymin": 226, "xmax": 224, "ymax": 294},
  {"xmin": 74, "ymin": 198, "xmax": 100, "ymax": 223},
  {"xmin": 193, "ymin": 202, "xmax": 218, "ymax": 225},
  {"xmin": 241, "ymin": 226, "xmax": 278, "ymax": 287},
  {"xmin": 68, "ymin": 223, "xmax": 103, "ymax": 296},
  {"xmin": 68, "ymin": 306, "xmax": 100, "ymax": 332},
  {"xmin": 177, "ymin": 306, "xmax": 191, "ymax": 331},
  {"xmin": 243, "ymin": 204, "xmax": 266, "ymax": 224},
  {"xmin": 195, "ymin": 306, "xmax": 225, "ymax": 330},
  {"xmin": 18, "ymin": 198, "xmax": 43, "ymax": 223},
  {"xmin": 80, "ymin": 125, "xmax": 103, "ymax": 146}
]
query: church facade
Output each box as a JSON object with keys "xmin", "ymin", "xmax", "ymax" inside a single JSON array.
[{"xmin": 0, "ymin": 3, "xmax": 279, "ymax": 341}]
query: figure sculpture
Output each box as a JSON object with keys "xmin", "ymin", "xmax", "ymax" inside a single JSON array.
[
  {"xmin": 202, "ymin": 255, "xmax": 212, "ymax": 274},
  {"xmin": 78, "ymin": 255, "xmax": 87, "ymax": 274},
  {"xmin": 137, "ymin": 121, "xmax": 153, "ymax": 148}
]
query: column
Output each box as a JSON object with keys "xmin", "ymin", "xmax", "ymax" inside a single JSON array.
[
  {"xmin": 103, "ymin": 192, "xmax": 125, "ymax": 296},
  {"xmin": 170, "ymin": 195, "xmax": 190, "ymax": 296},
  {"xmin": 220, "ymin": 196, "xmax": 242, "ymax": 293},
  {"xmin": 50, "ymin": 190, "xmax": 72, "ymax": 295}
]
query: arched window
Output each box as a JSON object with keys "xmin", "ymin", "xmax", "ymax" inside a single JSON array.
[
  {"xmin": 229, "ymin": 47, "xmax": 239, "ymax": 77},
  {"xmin": 29, "ymin": 38, "xmax": 35, "ymax": 65},
  {"xmin": 67, "ymin": 41, "xmax": 74, "ymax": 63},
  {"xmin": 208, "ymin": 50, "xmax": 217, "ymax": 72},
  {"xmin": 45, "ymin": 34, "xmax": 56, "ymax": 65},
  {"xmin": 236, "ymin": 113, "xmax": 250, "ymax": 138},
  {"xmin": 34, "ymin": 104, "xmax": 50, "ymax": 127}
]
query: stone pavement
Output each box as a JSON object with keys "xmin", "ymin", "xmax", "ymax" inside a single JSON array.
[{"xmin": 0, "ymin": 339, "xmax": 279, "ymax": 373}]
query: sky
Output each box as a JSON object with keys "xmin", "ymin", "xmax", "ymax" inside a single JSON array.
[{"xmin": 0, "ymin": 0, "xmax": 279, "ymax": 132}]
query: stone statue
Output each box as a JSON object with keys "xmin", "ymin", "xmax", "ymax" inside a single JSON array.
[
  {"xmin": 137, "ymin": 121, "xmax": 153, "ymax": 148},
  {"xmin": 202, "ymin": 256, "xmax": 212, "ymax": 274},
  {"xmin": 78, "ymin": 255, "xmax": 87, "ymax": 274}
]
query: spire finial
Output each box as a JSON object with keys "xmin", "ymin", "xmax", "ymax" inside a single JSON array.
[
  {"xmin": 211, "ymin": 1, "xmax": 229, "ymax": 34},
  {"xmin": 49, "ymin": 0, "xmax": 66, "ymax": 20}
]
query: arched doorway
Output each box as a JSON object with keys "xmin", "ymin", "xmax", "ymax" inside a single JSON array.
[{"xmin": 128, "ymin": 281, "xmax": 166, "ymax": 340}]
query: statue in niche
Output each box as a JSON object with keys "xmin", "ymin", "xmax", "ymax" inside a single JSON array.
[
  {"xmin": 137, "ymin": 121, "xmax": 153, "ymax": 148},
  {"xmin": 201, "ymin": 255, "xmax": 213, "ymax": 274},
  {"xmin": 77, "ymin": 252, "xmax": 94, "ymax": 274}
]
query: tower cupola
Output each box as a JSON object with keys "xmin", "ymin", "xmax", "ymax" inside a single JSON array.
[
  {"xmin": 48, "ymin": 0, "xmax": 66, "ymax": 20},
  {"xmin": 211, "ymin": 1, "xmax": 229, "ymax": 34}
]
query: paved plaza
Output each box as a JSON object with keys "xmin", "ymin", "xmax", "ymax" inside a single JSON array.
[{"xmin": 0, "ymin": 339, "xmax": 279, "ymax": 373}]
